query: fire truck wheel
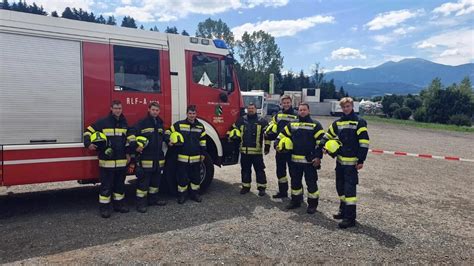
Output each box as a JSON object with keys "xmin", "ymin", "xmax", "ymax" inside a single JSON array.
[{"xmin": 199, "ymin": 151, "xmax": 214, "ymax": 193}]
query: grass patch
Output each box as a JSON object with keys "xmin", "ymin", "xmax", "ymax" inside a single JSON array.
[{"xmin": 363, "ymin": 115, "xmax": 474, "ymax": 133}]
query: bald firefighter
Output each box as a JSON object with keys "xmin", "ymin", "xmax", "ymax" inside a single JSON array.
[{"xmin": 320, "ymin": 97, "xmax": 370, "ymax": 229}]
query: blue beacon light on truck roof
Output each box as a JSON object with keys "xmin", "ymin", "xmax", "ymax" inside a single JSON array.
[{"xmin": 213, "ymin": 39, "xmax": 228, "ymax": 49}]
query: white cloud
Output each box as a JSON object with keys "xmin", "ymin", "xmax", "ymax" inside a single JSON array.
[
  {"xmin": 365, "ymin": 9, "xmax": 424, "ymax": 31},
  {"xmin": 244, "ymin": 0, "xmax": 289, "ymax": 8},
  {"xmin": 440, "ymin": 49, "xmax": 461, "ymax": 57},
  {"xmin": 331, "ymin": 47, "xmax": 367, "ymax": 60},
  {"xmin": 33, "ymin": 0, "xmax": 95, "ymax": 13},
  {"xmin": 421, "ymin": 28, "xmax": 474, "ymax": 65},
  {"xmin": 372, "ymin": 26, "xmax": 416, "ymax": 45},
  {"xmin": 114, "ymin": 6, "xmax": 156, "ymax": 22},
  {"xmin": 232, "ymin": 15, "xmax": 335, "ymax": 39},
  {"xmin": 350, "ymin": 26, "xmax": 358, "ymax": 32},
  {"xmin": 306, "ymin": 40, "xmax": 334, "ymax": 53},
  {"xmin": 433, "ymin": 0, "xmax": 474, "ymax": 16},
  {"xmin": 102, "ymin": 0, "xmax": 290, "ymax": 22},
  {"xmin": 417, "ymin": 41, "xmax": 437, "ymax": 49},
  {"xmin": 328, "ymin": 65, "xmax": 361, "ymax": 72},
  {"xmin": 393, "ymin": 26, "xmax": 415, "ymax": 35}
]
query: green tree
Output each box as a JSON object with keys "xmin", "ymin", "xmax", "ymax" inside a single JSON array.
[
  {"xmin": 139, "ymin": 25, "xmax": 144, "ymax": 30},
  {"xmin": 1, "ymin": 0, "xmax": 11, "ymax": 10},
  {"xmin": 404, "ymin": 94, "xmax": 422, "ymax": 111},
  {"xmin": 181, "ymin": 30, "xmax": 190, "ymax": 36},
  {"xmin": 51, "ymin": 11, "xmax": 59, "ymax": 17},
  {"xmin": 61, "ymin": 7, "xmax": 76, "ymax": 20},
  {"xmin": 236, "ymin": 30, "xmax": 283, "ymax": 91},
  {"xmin": 121, "ymin": 16, "xmax": 137, "ymax": 28},
  {"xmin": 165, "ymin": 26, "xmax": 178, "ymax": 34},
  {"xmin": 106, "ymin": 15, "xmax": 116, "ymax": 25},
  {"xmin": 96, "ymin": 14, "xmax": 106, "ymax": 24},
  {"xmin": 196, "ymin": 18, "xmax": 235, "ymax": 52},
  {"xmin": 382, "ymin": 94, "xmax": 404, "ymax": 117}
]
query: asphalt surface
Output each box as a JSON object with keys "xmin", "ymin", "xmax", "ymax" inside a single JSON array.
[{"xmin": 1, "ymin": 116, "xmax": 473, "ymax": 264}]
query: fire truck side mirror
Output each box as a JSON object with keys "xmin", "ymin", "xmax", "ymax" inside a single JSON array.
[
  {"xmin": 225, "ymin": 54, "xmax": 235, "ymax": 65},
  {"xmin": 219, "ymin": 92, "xmax": 228, "ymax": 103}
]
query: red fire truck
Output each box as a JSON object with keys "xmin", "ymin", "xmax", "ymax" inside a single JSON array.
[{"xmin": 0, "ymin": 10, "xmax": 243, "ymax": 191}]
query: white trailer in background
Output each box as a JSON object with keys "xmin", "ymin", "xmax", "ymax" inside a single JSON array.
[{"xmin": 241, "ymin": 90, "xmax": 265, "ymax": 115}]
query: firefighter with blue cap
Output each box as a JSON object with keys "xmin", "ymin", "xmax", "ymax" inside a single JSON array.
[
  {"xmin": 133, "ymin": 102, "xmax": 168, "ymax": 213},
  {"xmin": 320, "ymin": 97, "xmax": 370, "ymax": 229},
  {"xmin": 83, "ymin": 100, "xmax": 135, "ymax": 218}
]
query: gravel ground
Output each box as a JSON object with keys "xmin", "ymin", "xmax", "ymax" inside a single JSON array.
[{"xmin": 1, "ymin": 116, "xmax": 473, "ymax": 264}]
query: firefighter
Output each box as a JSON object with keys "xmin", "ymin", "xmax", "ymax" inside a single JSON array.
[
  {"xmin": 276, "ymin": 102, "xmax": 324, "ymax": 214},
  {"xmin": 264, "ymin": 95, "xmax": 298, "ymax": 199},
  {"xmin": 83, "ymin": 100, "xmax": 135, "ymax": 218},
  {"xmin": 166, "ymin": 105, "xmax": 206, "ymax": 204},
  {"xmin": 320, "ymin": 97, "xmax": 370, "ymax": 229},
  {"xmin": 133, "ymin": 102, "xmax": 167, "ymax": 213},
  {"xmin": 229, "ymin": 103, "xmax": 270, "ymax": 196}
]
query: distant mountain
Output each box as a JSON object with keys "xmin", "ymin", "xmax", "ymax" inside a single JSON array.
[{"xmin": 325, "ymin": 58, "xmax": 474, "ymax": 97}]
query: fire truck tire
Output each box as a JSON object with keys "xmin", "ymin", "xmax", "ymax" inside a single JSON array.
[{"xmin": 199, "ymin": 151, "xmax": 214, "ymax": 193}]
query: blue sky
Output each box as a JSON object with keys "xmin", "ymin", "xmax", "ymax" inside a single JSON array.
[{"xmin": 33, "ymin": 0, "xmax": 474, "ymax": 74}]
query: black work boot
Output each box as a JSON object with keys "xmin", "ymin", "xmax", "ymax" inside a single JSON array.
[
  {"xmin": 136, "ymin": 197, "xmax": 148, "ymax": 213},
  {"xmin": 273, "ymin": 182, "xmax": 288, "ymax": 198},
  {"xmin": 258, "ymin": 189, "xmax": 266, "ymax": 197},
  {"xmin": 190, "ymin": 191, "xmax": 202, "ymax": 202},
  {"xmin": 113, "ymin": 200, "xmax": 129, "ymax": 213},
  {"xmin": 307, "ymin": 198, "xmax": 319, "ymax": 214},
  {"xmin": 99, "ymin": 203, "xmax": 112, "ymax": 218},
  {"xmin": 240, "ymin": 187, "xmax": 250, "ymax": 195},
  {"xmin": 338, "ymin": 219, "xmax": 356, "ymax": 229},
  {"xmin": 286, "ymin": 199, "xmax": 302, "ymax": 209},
  {"xmin": 148, "ymin": 193, "xmax": 167, "ymax": 206},
  {"xmin": 333, "ymin": 201, "xmax": 345, "ymax": 219},
  {"xmin": 177, "ymin": 192, "xmax": 187, "ymax": 204}
]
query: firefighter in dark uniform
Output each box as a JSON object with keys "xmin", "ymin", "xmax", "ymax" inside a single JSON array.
[
  {"xmin": 320, "ymin": 97, "xmax": 370, "ymax": 229},
  {"xmin": 229, "ymin": 103, "xmax": 270, "ymax": 196},
  {"xmin": 133, "ymin": 102, "xmax": 167, "ymax": 213},
  {"xmin": 264, "ymin": 95, "xmax": 298, "ymax": 198},
  {"xmin": 83, "ymin": 100, "xmax": 135, "ymax": 218},
  {"xmin": 276, "ymin": 102, "xmax": 324, "ymax": 214},
  {"xmin": 166, "ymin": 105, "xmax": 206, "ymax": 204}
]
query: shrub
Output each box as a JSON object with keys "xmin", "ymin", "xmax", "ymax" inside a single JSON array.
[
  {"xmin": 393, "ymin": 107, "xmax": 412, "ymax": 120},
  {"xmin": 448, "ymin": 114, "xmax": 472, "ymax": 126},
  {"xmin": 413, "ymin": 108, "xmax": 426, "ymax": 122}
]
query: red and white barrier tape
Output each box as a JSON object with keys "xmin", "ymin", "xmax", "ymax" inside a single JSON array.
[{"xmin": 369, "ymin": 149, "xmax": 474, "ymax": 163}]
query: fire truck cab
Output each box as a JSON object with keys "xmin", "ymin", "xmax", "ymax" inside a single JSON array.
[{"xmin": 0, "ymin": 10, "xmax": 243, "ymax": 191}]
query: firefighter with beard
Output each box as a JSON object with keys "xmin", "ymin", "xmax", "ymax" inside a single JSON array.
[
  {"xmin": 264, "ymin": 95, "xmax": 298, "ymax": 199},
  {"xmin": 83, "ymin": 100, "xmax": 135, "ymax": 218},
  {"xmin": 229, "ymin": 103, "xmax": 270, "ymax": 196},
  {"xmin": 320, "ymin": 97, "xmax": 370, "ymax": 229},
  {"xmin": 133, "ymin": 102, "xmax": 168, "ymax": 213},
  {"xmin": 276, "ymin": 102, "xmax": 324, "ymax": 214}
]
